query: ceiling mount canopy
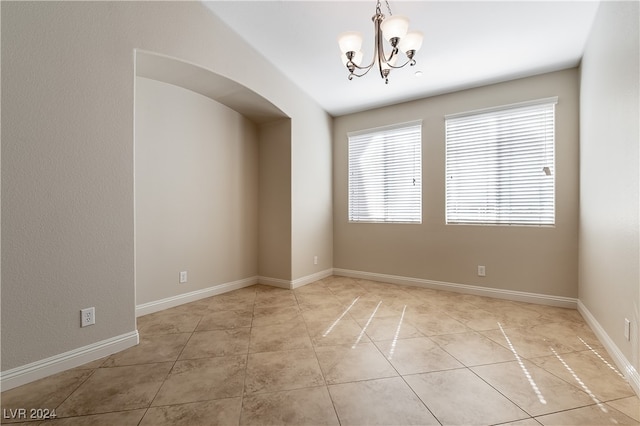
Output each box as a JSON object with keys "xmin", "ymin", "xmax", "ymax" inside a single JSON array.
[{"xmin": 338, "ymin": 0, "xmax": 424, "ymax": 84}]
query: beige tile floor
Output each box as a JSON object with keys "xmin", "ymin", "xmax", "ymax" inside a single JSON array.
[{"xmin": 2, "ymin": 276, "xmax": 639, "ymax": 425}]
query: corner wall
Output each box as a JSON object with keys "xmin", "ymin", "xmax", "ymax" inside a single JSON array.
[
  {"xmin": 578, "ymin": 1, "xmax": 639, "ymax": 391},
  {"xmin": 333, "ymin": 69, "xmax": 580, "ymax": 299}
]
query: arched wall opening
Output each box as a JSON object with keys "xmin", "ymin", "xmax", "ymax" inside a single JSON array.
[{"xmin": 134, "ymin": 51, "xmax": 292, "ymax": 314}]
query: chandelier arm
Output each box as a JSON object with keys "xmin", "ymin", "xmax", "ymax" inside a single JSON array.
[
  {"xmin": 347, "ymin": 56, "xmax": 377, "ymax": 71},
  {"xmin": 347, "ymin": 64, "xmax": 376, "ymax": 79},
  {"xmin": 386, "ymin": 57, "xmax": 417, "ymax": 69}
]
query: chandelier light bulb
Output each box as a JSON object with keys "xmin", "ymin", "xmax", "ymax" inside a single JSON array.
[
  {"xmin": 399, "ymin": 31, "xmax": 424, "ymax": 53},
  {"xmin": 380, "ymin": 15, "xmax": 409, "ymax": 42},
  {"xmin": 338, "ymin": 31, "xmax": 363, "ymax": 54}
]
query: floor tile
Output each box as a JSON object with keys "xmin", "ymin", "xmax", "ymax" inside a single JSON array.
[
  {"xmin": 355, "ymin": 315, "xmax": 424, "ymax": 341},
  {"xmin": 0, "ymin": 369, "xmax": 94, "ymax": 417},
  {"xmin": 607, "ymin": 396, "xmax": 640, "ymax": 422},
  {"xmin": 207, "ymin": 294, "xmax": 255, "ymax": 312},
  {"xmin": 248, "ymin": 320, "xmax": 312, "ymax": 353},
  {"xmin": 252, "ymin": 305, "xmax": 302, "ymax": 327},
  {"xmin": 406, "ymin": 311, "xmax": 469, "ymax": 336},
  {"xmin": 137, "ymin": 311, "xmax": 202, "ymax": 335},
  {"xmin": 526, "ymin": 321, "xmax": 604, "ymax": 351},
  {"xmin": 151, "ymin": 356, "xmax": 246, "ymax": 406},
  {"xmin": 240, "ymin": 386, "xmax": 339, "ymax": 425},
  {"xmin": 405, "ymin": 368, "xmax": 529, "ymax": 425},
  {"xmin": 315, "ymin": 342, "xmax": 397, "ymax": 384},
  {"xmin": 254, "ymin": 290, "xmax": 299, "ymax": 309},
  {"xmin": 195, "ymin": 309, "xmax": 253, "ymax": 331},
  {"xmin": 495, "ymin": 419, "xmax": 542, "ymax": 426},
  {"xmin": 535, "ymin": 403, "xmax": 640, "ymax": 425},
  {"xmin": 530, "ymin": 350, "xmax": 636, "ymax": 402},
  {"xmin": 481, "ymin": 326, "xmax": 576, "ymax": 359},
  {"xmin": 375, "ymin": 336, "xmax": 463, "ymax": 375},
  {"xmin": 179, "ymin": 329, "xmax": 250, "ymax": 359},
  {"xmin": 244, "ymin": 349, "xmax": 324, "ymax": 395},
  {"xmin": 347, "ymin": 299, "xmax": 405, "ymax": 320},
  {"xmin": 306, "ymin": 317, "xmax": 370, "ymax": 347},
  {"xmin": 140, "ymin": 397, "xmax": 242, "ymax": 426},
  {"xmin": 300, "ymin": 302, "xmax": 352, "ymax": 322},
  {"xmin": 445, "ymin": 307, "xmax": 507, "ymax": 331},
  {"xmin": 56, "ymin": 363, "xmax": 173, "ymax": 416},
  {"xmin": 36, "ymin": 409, "xmax": 147, "ymax": 425},
  {"xmin": 472, "ymin": 360, "xmax": 595, "ymax": 416},
  {"xmin": 328, "ymin": 377, "xmax": 439, "ymax": 425},
  {"xmin": 103, "ymin": 333, "xmax": 190, "ymax": 366},
  {"xmin": 430, "ymin": 331, "xmax": 516, "ymax": 366}
]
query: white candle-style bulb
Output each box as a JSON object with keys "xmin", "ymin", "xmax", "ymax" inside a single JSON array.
[
  {"xmin": 338, "ymin": 31, "xmax": 363, "ymax": 53},
  {"xmin": 399, "ymin": 31, "xmax": 424, "ymax": 53},
  {"xmin": 381, "ymin": 15, "xmax": 409, "ymax": 42}
]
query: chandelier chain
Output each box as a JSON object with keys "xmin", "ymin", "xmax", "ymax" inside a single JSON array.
[{"xmin": 375, "ymin": 0, "xmax": 392, "ymax": 16}]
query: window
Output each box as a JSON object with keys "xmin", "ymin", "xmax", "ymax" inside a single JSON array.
[
  {"xmin": 445, "ymin": 98, "xmax": 557, "ymax": 226},
  {"xmin": 348, "ymin": 121, "xmax": 422, "ymax": 223}
]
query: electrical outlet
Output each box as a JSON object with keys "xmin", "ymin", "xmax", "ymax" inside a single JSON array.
[
  {"xmin": 624, "ymin": 318, "xmax": 631, "ymax": 341},
  {"xmin": 314, "ymin": 256, "xmax": 318, "ymax": 265},
  {"xmin": 179, "ymin": 271, "xmax": 188, "ymax": 283},
  {"xmin": 81, "ymin": 307, "xmax": 95, "ymax": 327},
  {"xmin": 477, "ymin": 265, "xmax": 486, "ymax": 277}
]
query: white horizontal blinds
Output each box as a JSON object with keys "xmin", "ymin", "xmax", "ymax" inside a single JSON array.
[
  {"xmin": 445, "ymin": 99, "xmax": 556, "ymax": 225},
  {"xmin": 349, "ymin": 121, "xmax": 422, "ymax": 223}
]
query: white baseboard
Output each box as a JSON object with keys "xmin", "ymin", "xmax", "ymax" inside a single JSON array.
[
  {"xmin": 258, "ymin": 276, "xmax": 291, "ymax": 289},
  {"xmin": 578, "ymin": 301, "xmax": 640, "ymax": 396},
  {"xmin": 291, "ymin": 268, "xmax": 334, "ymax": 289},
  {"xmin": 333, "ymin": 268, "xmax": 578, "ymax": 309},
  {"xmin": 136, "ymin": 276, "xmax": 259, "ymax": 317},
  {"xmin": 259, "ymin": 268, "xmax": 334, "ymax": 290},
  {"xmin": 0, "ymin": 331, "xmax": 139, "ymax": 392}
]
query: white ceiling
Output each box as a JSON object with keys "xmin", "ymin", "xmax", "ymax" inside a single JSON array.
[{"xmin": 204, "ymin": 1, "xmax": 600, "ymax": 116}]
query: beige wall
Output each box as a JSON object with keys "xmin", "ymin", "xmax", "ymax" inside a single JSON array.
[
  {"xmin": 333, "ymin": 69, "xmax": 580, "ymax": 298},
  {"xmin": 292, "ymin": 112, "xmax": 334, "ymax": 280},
  {"xmin": 259, "ymin": 119, "xmax": 292, "ymax": 280},
  {"xmin": 579, "ymin": 1, "xmax": 639, "ymax": 380},
  {"xmin": 135, "ymin": 77, "xmax": 259, "ymax": 305},
  {"xmin": 1, "ymin": 1, "xmax": 332, "ymax": 373}
]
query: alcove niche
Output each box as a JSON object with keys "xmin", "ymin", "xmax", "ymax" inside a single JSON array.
[{"xmin": 134, "ymin": 50, "xmax": 292, "ymax": 314}]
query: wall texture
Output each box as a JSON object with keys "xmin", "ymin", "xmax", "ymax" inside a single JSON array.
[
  {"xmin": 333, "ymin": 69, "xmax": 580, "ymax": 298},
  {"xmin": 579, "ymin": 0, "xmax": 639, "ymax": 382},
  {"xmin": 1, "ymin": 1, "xmax": 332, "ymax": 374},
  {"xmin": 135, "ymin": 77, "xmax": 259, "ymax": 305}
]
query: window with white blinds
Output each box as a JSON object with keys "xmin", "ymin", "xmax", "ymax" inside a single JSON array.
[
  {"xmin": 348, "ymin": 121, "xmax": 422, "ymax": 223},
  {"xmin": 445, "ymin": 98, "xmax": 557, "ymax": 226}
]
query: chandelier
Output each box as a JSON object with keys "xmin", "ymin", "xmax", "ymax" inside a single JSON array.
[{"xmin": 338, "ymin": 0, "xmax": 424, "ymax": 84}]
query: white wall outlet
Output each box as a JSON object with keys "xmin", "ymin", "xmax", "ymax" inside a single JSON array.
[
  {"xmin": 179, "ymin": 271, "xmax": 188, "ymax": 283},
  {"xmin": 624, "ymin": 318, "xmax": 631, "ymax": 341},
  {"xmin": 314, "ymin": 256, "xmax": 318, "ymax": 265},
  {"xmin": 477, "ymin": 265, "xmax": 486, "ymax": 277},
  {"xmin": 81, "ymin": 307, "xmax": 95, "ymax": 327}
]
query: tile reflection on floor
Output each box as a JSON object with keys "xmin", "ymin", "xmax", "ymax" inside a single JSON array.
[{"xmin": 2, "ymin": 276, "xmax": 639, "ymax": 425}]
